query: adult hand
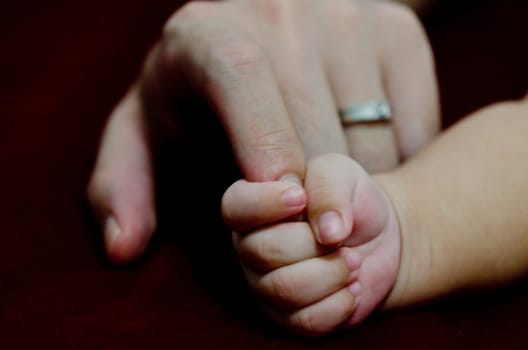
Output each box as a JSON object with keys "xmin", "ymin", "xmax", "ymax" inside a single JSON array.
[{"xmin": 87, "ymin": 0, "xmax": 439, "ymax": 263}]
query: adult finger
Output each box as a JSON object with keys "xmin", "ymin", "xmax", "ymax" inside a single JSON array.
[
  {"xmin": 161, "ymin": 1, "xmax": 305, "ymax": 181},
  {"xmin": 304, "ymin": 154, "xmax": 389, "ymax": 246},
  {"xmin": 322, "ymin": 0, "xmax": 398, "ymax": 173},
  {"xmin": 377, "ymin": 2, "xmax": 440, "ymax": 159},
  {"xmin": 87, "ymin": 87, "xmax": 156, "ymax": 263},
  {"xmin": 247, "ymin": 0, "xmax": 349, "ymax": 160},
  {"xmin": 87, "ymin": 1, "xmax": 307, "ymax": 263}
]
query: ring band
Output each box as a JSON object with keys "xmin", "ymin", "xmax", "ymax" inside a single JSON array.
[{"xmin": 338, "ymin": 102, "xmax": 392, "ymax": 125}]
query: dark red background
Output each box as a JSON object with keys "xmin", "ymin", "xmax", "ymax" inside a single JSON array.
[{"xmin": 2, "ymin": 0, "xmax": 528, "ymax": 348}]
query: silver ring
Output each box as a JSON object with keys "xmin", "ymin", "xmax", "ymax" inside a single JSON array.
[{"xmin": 338, "ymin": 102, "xmax": 392, "ymax": 125}]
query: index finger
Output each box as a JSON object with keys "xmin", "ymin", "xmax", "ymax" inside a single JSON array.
[{"xmin": 161, "ymin": 2, "xmax": 305, "ymax": 181}]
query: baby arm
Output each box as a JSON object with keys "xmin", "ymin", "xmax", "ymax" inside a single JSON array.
[{"xmin": 380, "ymin": 100, "xmax": 528, "ymax": 308}]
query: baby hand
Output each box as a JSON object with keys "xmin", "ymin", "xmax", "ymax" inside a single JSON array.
[{"xmin": 222, "ymin": 154, "xmax": 401, "ymax": 336}]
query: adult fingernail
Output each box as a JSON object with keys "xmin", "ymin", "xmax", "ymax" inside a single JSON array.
[
  {"xmin": 280, "ymin": 174, "xmax": 306, "ymax": 216},
  {"xmin": 105, "ymin": 216, "xmax": 121, "ymax": 247},
  {"xmin": 281, "ymin": 185, "xmax": 305, "ymax": 208},
  {"xmin": 280, "ymin": 173, "xmax": 303, "ymax": 186},
  {"xmin": 318, "ymin": 211, "xmax": 344, "ymax": 244}
]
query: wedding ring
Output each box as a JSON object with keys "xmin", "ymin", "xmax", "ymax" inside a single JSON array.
[{"xmin": 338, "ymin": 102, "xmax": 392, "ymax": 125}]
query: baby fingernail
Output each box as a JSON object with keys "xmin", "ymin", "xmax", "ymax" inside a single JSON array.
[
  {"xmin": 318, "ymin": 211, "xmax": 344, "ymax": 244},
  {"xmin": 105, "ymin": 216, "xmax": 121, "ymax": 246},
  {"xmin": 348, "ymin": 282, "xmax": 361, "ymax": 298},
  {"xmin": 281, "ymin": 185, "xmax": 305, "ymax": 208}
]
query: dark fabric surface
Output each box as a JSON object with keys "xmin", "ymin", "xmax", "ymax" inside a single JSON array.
[{"xmin": 2, "ymin": 1, "xmax": 527, "ymax": 348}]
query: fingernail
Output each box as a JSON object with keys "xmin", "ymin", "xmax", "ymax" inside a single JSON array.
[
  {"xmin": 318, "ymin": 211, "xmax": 344, "ymax": 244},
  {"xmin": 280, "ymin": 173, "xmax": 302, "ymax": 186},
  {"xmin": 105, "ymin": 216, "xmax": 121, "ymax": 246},
  {"xmin": 348, "ymin": 282, "xmax": 361, "ymax": 298},
  {"xmin": 281, "ymin": 186, "xmax": 305, "ymax": 208}
]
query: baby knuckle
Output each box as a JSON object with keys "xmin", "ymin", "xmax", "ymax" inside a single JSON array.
[
  {"xmin": 267, "ymin": 272, "xmax": 297, "ymax": 303},
  {"xmin": 291, "ymin": 309, "xmax": 329, "ymax": 336},
  {"xmin": 252, "ymin": 236, "xmax": 283, "ymax": 268}
]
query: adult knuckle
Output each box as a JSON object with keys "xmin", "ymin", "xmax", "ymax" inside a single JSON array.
[
  {"xmin": 253, "ymin": 126, "xmax": 295, "ymax": 155},
  {"xmin": 250, "ymin": 127, "xmax": 303, "ymax": 180},
  {"xmin": 336, "ymin": 0, "xmax": 361, "ymax": 21},
  {"xmin": 205, "ymin": 39, "xmax": 266, "ymax": 80},
  {"xmin": 178, "ymin": 1, "xmax": 211, "ymax": 18},
  {"xmin": 162, "ymin": 1, "xmax": 219, "ymax": 58},
  {"xmin": 380, "ymin": 2, "xmax": 425, "ymax": 43},
  {"xmin": 387, "ymin": 3, "xmax": 421, "ymax": 27},
  {"xmin": 165, "ymin": 1, "xmax": 213, "ymax": 31},
  {"xmin": 160, "ymin": 4, "xmax": 207, "ymax": 66},
  {"xmin": 326, "ymin": 0, "xmax": 362, "ymax": 28},
  {"xmin": 262, "ymin": 0, "xmax": 302, "ymax": 23},
  {"xmin": 264, "ymin": 0, "xmax": 291, "ymax": 18}
]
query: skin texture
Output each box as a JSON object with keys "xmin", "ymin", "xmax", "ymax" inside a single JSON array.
[
  {"xmin": 222, "ymin": 100, "xmax": 528, "ymax": 336},
  {"xmin": 382, "ymin": 100, "xmax": 528, "ymax": 308},
  {"xmin": 87, "ymin": 0, "xmax": 439, "ymax": 263},
  {"xmin": 223, "ymin": 155, "xmax": 400, "ymax": 336}
]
